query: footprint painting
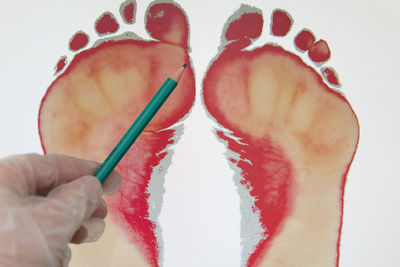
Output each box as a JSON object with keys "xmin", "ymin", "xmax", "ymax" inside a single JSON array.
[
  {"xmin": 202, "ymin": 6, "xmax": 359, "ymax": 267},
  {"xmin": 39, "ymin": 1, "xmax": 195, "ymax": 266},
  {"xmin": 38, "ymin": 1, "xmax": 359, "ymax": 267}
]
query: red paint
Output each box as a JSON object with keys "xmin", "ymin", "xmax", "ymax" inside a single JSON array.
[
  {"xmin": 54, "ymin": 56, "xmax": 67, "ymax": 74},
  {"xmin": 40, "ymin": 40, "xmax": 195, "ymax": 266},
  {"xmin": 216, "ymin": 130, "xmax": 294, "ymax": 266},
  {"xmin": 39, "ymin": 3, "xmax": 357, "ymax": 266},
  {"xmin": 106, "ymin": 129, "xmax": 175, "ymax": 267},
  {"xmin": 204, "ymin": 45, "xmax": 297, "ymax": 266},
  {"xmin": 322, "ymin": 67, "xmax": 340, "ymax": 86},
  {"xmin": 146, "ymin": 3, "xmax": 188, "ymax": 48},
  {"xmin": 225, "ymin": 13, "xmax": 263, "ymax": 42},
  {"xmin": 203, "ymin": 8, "xmax": 358, "ymax": 266},
  {"xmin": 309, "ymin": 39, "xmax": 331, "ymax": 63},
  {"xmin": 95, "ymin": 12, "xmax": 119, "ymax": 35},
  {"xmin": 271, "ymin": 9, "xmax": 292, "ymax": 36},
  {"xmin": 294, "ymin": 29, "xmax": 315, "ymax": 51},
  {"xmin": 39, "ymin": 2, "xmax": 195, "ymax": 264},
  {"xmin": 219, "ymin": 10, "xmax": 263, "ymax": 51},
  {"xmin": 122, "ymin": 1, "xmax": 135, "ymax": 24},
  {"xmin": 69, "ymin": 31, "xmax": 89, "ymax": 51}
]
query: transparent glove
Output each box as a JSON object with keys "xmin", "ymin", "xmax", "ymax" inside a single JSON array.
[{"xmin": 0, "ymin": 153, "xmax": 121, "ymax": 267}]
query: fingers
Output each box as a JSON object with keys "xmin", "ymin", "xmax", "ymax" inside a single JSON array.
[
  {"xmin": 70, "ymin": 218, "xmax": 105, "ymax": 244},
  {"xmin": 61, "ymin": 247, "xmax": 71, "ymax": 267},
  {"xmin": 45, "ymin": 176, "xmax": 103, "ymax": 242},
  {"xmin": 71, "ymin": 199, "xmax": 107, "ymax": 244},
  {"xmin": 70, "ymin": 226, "xmax": 88, "ymax": 244},
  {"xmin": 92, "ymin": 199, "xmax": 108, "ymax": 219},
  {"xmin": 0, "ymin": 153, "xmax": 121, "ymax": 196},
  {"xmin": 103, "ymin": 173, "xmax": 122, "ymax": 195}
]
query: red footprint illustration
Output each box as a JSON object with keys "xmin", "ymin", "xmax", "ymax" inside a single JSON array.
[
  {"xmin": 202, "ymin": 6, "xmax": 359, "ymax": 267},
  {"xmin": 39, "ymin": 1, "xmax": 195, "ymax": 266}
]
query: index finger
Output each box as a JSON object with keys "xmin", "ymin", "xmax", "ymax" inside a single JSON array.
[{"xmin": 0, "ymin": 153, "xmax": 121, "ymax": 196}]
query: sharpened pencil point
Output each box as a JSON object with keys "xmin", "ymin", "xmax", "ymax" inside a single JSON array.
[{"xmin": 171, "ymin": 64, "xmax": 187, "ymax": 82}]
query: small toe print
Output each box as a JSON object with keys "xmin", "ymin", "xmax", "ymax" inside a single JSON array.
[
  {"xmin": 309, "ymin": 39, "xmax": 331, "ymax": 63},
  {"xmin": 294, "ymin": 29, "xmax": 315, "ymax": 51},
  {"xmin": 120, "ymin": 0, "xmax": 136, "ymax": 24},
  {"xmin": 69, "ymin": 31, "xmax": 89, "ymax": 51},
  {"xmin": 322, "ymin": 67, "xmax": 341, "ymax": 87},
  {"xmin": 271, "ymin": 9, "xmax": 293, "ymax": 37},
  {"xmin": 54, "ymin": 56, "xmax": 67, "ymax": 74},
  {"xmin": 95, "ymin": 12, "xmax": 120, "ymax": 35}
]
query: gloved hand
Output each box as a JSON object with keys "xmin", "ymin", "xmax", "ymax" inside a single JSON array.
[{"xmin": 0, "ymin": 153, "xmax": 121, "ymax": 267}]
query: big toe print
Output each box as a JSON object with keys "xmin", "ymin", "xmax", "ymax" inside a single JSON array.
[
  {"xmin": 39, "ymin": 1, "xmax": 195, "ymax": 266},
  {"xmin": 202, "ymin": 6, "xmax": 359, "ymax": 267}
]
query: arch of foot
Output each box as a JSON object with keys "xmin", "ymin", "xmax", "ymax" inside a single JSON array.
[
  {"xmin": 40, "ymin": 1, "xmax": 195, "ymax": 267},
  {"xmin": 203, "ymin": 6, "xmax": 359, "ymax": 267}
]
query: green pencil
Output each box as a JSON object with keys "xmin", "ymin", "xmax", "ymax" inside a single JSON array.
[{"xmin": 95, "ymin": 63, "xmax": 187, "ymax": 183}]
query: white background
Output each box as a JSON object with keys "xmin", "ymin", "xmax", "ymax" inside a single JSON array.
[{"xmin": 0, "ymin": 0, "xmax": 399, "ymax": 266}]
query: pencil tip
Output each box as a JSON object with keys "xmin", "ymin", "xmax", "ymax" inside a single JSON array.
[{"xmin": 182, "ymin": 63, "xmax": 187, "ymax": 68}]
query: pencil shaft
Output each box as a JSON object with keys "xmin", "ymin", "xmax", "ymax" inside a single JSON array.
[{"xmin": 95, "ymin": 78, "xmax": 178, "ymax": 183}]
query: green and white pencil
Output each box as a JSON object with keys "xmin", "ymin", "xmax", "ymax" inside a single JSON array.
[{"xmin": 95, "ymin": 63, "xmax": 187, "ymax": 183}]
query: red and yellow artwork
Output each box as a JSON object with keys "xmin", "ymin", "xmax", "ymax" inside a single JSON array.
[{"xmin": 38, "ymin": 1, "xmax": 359, "ymax": 266}]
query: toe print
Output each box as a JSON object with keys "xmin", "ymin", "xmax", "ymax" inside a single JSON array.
[
  {"xmin": 202, "ymin": 5, "xmax": 359, "ymax": 267},
  {"xmin": 39, "ymin": 1, "xmax": 194, "ymax": 266},
  {"xmin": 69, "ymin": 31, "xmax": 90, "ymax": 52},
  {"xmin": 95, "ymin": 12, "xmax": 120, "ymax": 35},
  {"xmin": 270, "ymin": 9, "xmax": 293, "ymax": 37},
  {"xmin": 120, "ymin": 0, "xmax": 136, "ymax": 24},
  {"xmin": 294, "ymin": 29, "xmax": 339, "ymax": 87},
  {"xmin": 294, "ymin": 29, "xmax": 315, "ymax": 51}
]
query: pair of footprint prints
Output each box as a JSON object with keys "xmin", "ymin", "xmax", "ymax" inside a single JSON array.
[{"xmin": 38, "ymin": 1, "xmax": 359, "ymax": 266}]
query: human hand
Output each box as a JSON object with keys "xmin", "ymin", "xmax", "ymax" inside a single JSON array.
[{"xmin": 0, "ymin": 153, "xmax": 121, "ymax": 267}]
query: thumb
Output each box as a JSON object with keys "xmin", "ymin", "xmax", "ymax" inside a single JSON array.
[{"xmin": 45, "ymin": 176, "xmax": 103, "ymax": 243}]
